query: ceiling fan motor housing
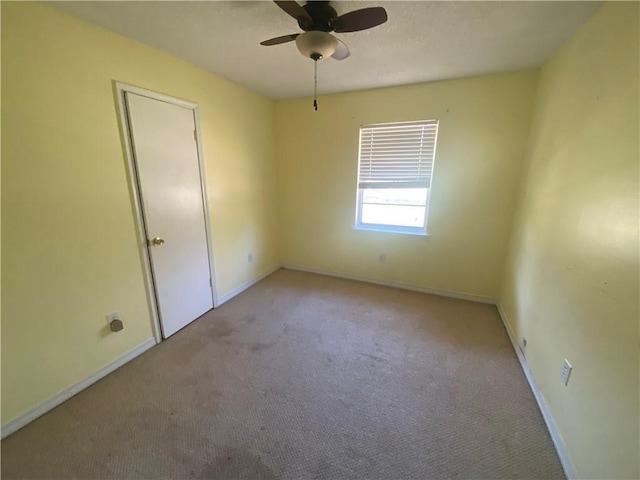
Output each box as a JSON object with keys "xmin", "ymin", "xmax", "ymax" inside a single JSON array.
[{"xmin": 299, "ymin": 1, "xmax": 338, "ymax": 32}]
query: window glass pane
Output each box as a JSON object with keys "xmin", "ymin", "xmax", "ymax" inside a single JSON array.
[
  {"xmin": 362, "ymin": 188, "xmax": 428, "ymax": 206},
  {"xmin": 361, "ymin": 204, "xmax": 426, "ymax": 228}
]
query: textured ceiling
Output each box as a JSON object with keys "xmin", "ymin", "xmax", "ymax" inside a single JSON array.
[{"xmin": 52, "ymin": 1, "xmax": 601, "ymax": 99}]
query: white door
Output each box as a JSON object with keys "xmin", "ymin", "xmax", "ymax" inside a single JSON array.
[{"xmin": 125, "ymin": 92, "xmax": 213, "ymax": 338}]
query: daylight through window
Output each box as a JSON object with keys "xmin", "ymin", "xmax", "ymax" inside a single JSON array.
[{"xmin": 355, "ymin": 120, "xmax": 439, "ymax": 235}]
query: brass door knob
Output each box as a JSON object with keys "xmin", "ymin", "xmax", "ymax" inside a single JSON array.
[{"xmin": 150, "ymin": 237, "xmax": 165, "ymax": 246}]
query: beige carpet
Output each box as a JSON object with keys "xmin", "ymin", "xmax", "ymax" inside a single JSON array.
[{"xmin": 1, "ymin": 269, "xmax": 564, "ymax": 479}]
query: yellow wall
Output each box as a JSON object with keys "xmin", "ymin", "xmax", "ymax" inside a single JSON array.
[
  {"xmin": 275, "ymin": 72, "xmax": 537, "ymax": 298},
  {"xmin": 1, "ymin": 3, "xmax": 279, "ymax": 424},
  {"xmin": 499, "ymin": 3, "xmax": 639, "ymax": 478}
]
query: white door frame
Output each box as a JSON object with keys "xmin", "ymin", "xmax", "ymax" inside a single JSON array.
[{"xmin": 114, "ymin": 82, "xmax": 219, "ymax": 343}]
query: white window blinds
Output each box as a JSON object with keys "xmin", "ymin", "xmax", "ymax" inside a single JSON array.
[{"xmin": 358, "ymin": 120, "xmax": 439, "ymax": 189}]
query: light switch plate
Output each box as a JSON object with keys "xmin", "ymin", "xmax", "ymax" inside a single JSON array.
[{"xmin": 561, "ymin": 359, "xmax": 572, "ymax": 386}]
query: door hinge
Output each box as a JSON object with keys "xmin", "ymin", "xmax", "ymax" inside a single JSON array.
[
  {"xmin": 209, "ymin": 278, "xmax": 212, "ymax": 287},
  {"xmin": 193, "ymin": 129, "xmax": 198, "ymax": 142}
]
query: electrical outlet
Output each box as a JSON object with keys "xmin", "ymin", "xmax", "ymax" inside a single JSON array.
[
  {"xmin": 379, "ymin": 253, "xmax": 386, "ymax": 262},
  {"xmin": 106, "ymin": 312, "xmax": 119, "ymax": 326},
  {"xmin": 561, "ymin": 359, "xmax": 572, "ymax": 386},
  {"xmin": 248, "ymin": 253, "xmax": 254, "ymax": 263}
]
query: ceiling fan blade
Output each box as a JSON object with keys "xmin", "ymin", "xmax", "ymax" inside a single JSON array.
[
  {"xmin": 333, "ymin": 7, "xmax": 388, "ymax": 33},
  {"xmin": 273, "ymin": 1, "xmax": 312, "ymax": 23},
  {"xmin": 260, "ymin": 33, "xmax": 299, "ymax": 46},
  {"xmin": 332, "ymin": 39, "xmax": 350, "ymax": 60}
]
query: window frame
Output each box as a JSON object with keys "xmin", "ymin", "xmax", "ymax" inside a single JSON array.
[{"xmin": 354, "ymin": 120, "xmax": 438, "ymax": 236}]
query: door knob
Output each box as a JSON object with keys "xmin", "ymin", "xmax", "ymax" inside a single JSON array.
[{"xmin": 149, "ymin": 237, "xmax": 165, "ymax": 246}]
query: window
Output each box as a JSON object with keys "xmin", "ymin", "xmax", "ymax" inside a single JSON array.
[{"xmin": 355, "ymin": 120, "xmax": 439, "ymax": 235}]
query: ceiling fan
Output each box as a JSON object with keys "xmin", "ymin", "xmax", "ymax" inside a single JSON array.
[
  {"xmin": 260, "ymin": 1, "xmax": 388, "ymax": 61},
  {"xmin": 260, "ymin": 1, "xmax": 388, "ymax": 109}
]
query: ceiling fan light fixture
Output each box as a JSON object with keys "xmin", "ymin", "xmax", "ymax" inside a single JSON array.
[{"xmin": 295, "ymin": 31, "xmax": 338, "ymax": 60}]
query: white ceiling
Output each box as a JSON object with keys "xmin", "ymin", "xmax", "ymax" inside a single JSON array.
[{"xmin": 52, "ymin": 1, "xmax": 601, "ymax": 99}]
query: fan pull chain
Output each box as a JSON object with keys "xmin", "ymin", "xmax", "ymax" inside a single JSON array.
[{"xmin": 313, "ymin": 59, "xmax": 318, "ymax": 111}]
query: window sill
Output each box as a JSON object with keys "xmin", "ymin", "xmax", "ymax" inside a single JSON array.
[{"xmin": 353, "ymin": 225, "xmax": 431, "ymax": 238}]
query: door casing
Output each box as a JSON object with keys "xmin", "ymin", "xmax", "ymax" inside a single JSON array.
[{"xmin": 114, "ymin": 82, "xmax": 219, "ymax": 343}]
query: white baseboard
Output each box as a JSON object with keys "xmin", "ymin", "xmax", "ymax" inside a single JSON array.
[
  {"xmin": 496, "ymin": 303, "xmax": 577, "ymax": 480},
  {"xmin": 216, "ymin": 264, "xmax": 281, "ymax": 306},
  {"xmin": 1, "ymin": 338, "xmax": 156, "ymax": 439},
  {"xmin": 282, "ymin": 263, "xmax": 497, "ymax": 304}
]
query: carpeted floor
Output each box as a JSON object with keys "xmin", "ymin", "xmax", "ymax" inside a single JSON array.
[{"xmin": 1, "ymin": 269, "xmax": 565, "ymax": 479}]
